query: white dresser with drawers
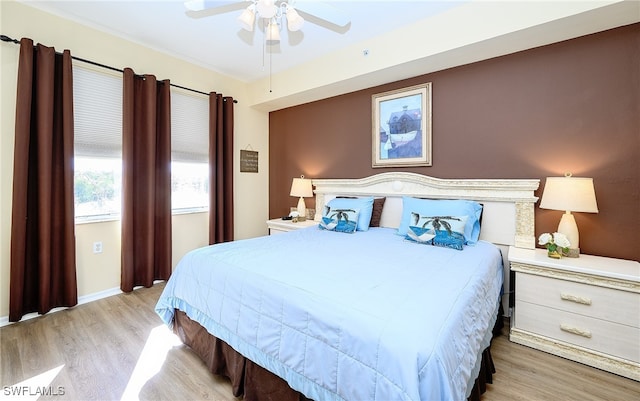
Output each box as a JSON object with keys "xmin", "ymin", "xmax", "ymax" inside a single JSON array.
[{"xmin": 509, "ymin": 246, "xmax": 640, "ymax": 381}]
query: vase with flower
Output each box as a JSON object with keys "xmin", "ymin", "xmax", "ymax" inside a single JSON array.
[{"xmin": 538, "ymin": 232, "xmax": 571, "ymax": 259}]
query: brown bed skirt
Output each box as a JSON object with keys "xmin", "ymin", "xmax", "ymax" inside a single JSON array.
[{"xmin": 173, "ymin": 310, "xmax": 495, "ymax": 401}]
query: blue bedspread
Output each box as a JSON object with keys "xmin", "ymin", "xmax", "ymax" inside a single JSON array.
[{"xmin": 156, "ymin": 227, "xmax": 503, "ymax": 401}]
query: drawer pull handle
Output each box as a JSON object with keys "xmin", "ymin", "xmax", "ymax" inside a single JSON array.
[
  {"xmin": 560, "ymin": 324, "xmax": 592, "ymax": 338},
  {"xmin": 560, "ymin": 292, "xmax": 592, "ymax": 305}
]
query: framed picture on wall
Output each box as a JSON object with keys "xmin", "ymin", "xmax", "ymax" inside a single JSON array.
[{"xmin": 371, "ymin": 83, "xmax": 432, "ymax": 168}]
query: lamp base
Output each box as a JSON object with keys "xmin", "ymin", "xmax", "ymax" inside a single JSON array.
[
  {"xmin": 557, "ymin": 212, "xmax": 580, "ymax": 253},
  {"xmin": 296, "ymin": 197, "xmax": 307, "ymax": 221},
  {"xmin": 562, "ymin": 247, "xmax": 580, "ymax": 258}
]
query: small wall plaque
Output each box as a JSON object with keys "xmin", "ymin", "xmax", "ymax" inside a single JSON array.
[{"xmin": 240, "ymin": 150, "xmax": 259, "ymax": 173}]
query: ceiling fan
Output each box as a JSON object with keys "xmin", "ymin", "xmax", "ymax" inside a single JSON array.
[{"xmin": 184, "ymin": 0, "xmax": 351, "ymax": 41}]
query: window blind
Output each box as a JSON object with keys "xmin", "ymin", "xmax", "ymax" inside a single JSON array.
[
  {"xmin": 73, "ymin": 65, "xmax": 123, "ymax": 158},
  {"xmin": 171, "ymin": 89, "xmax": 209, "ymax": 163},
  {"xmin": 73, "ymin": 66, "xmax": 209, "ymax": 162}
]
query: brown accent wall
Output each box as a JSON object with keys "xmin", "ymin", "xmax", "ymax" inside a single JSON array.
[{"xmin": 269, "ymin": 23, "xmax": 640, "ymax": 261}]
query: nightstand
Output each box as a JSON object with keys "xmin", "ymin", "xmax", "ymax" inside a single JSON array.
[
  {"xmin": 508, "ymin": 246, "xmax": 640, "ymax": 380},
  {"xmin": 266, "ymin": 218, "xmax": 317, "ymax": 235}
]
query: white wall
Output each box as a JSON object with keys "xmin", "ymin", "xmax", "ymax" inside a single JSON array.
[
  {"xmin": 0, "ymin": 0, "xmax": 269, "ymax": 319},
  {"xmin": 247, "ymin": 0, "xmax": 637, "ymax": 111}
]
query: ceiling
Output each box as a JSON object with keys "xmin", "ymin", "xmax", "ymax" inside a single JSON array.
[
  {"xmin": 22, "ymin": 0, "xmax": 469, "ymax": 83},
  {"xmin": 17, "ymin": 0, "xmax": 640, "ymax": 109}
]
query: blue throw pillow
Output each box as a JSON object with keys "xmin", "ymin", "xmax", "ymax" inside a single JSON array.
[
  {"xmin": 397, "ymin": 197, "xmax": 482, "ymax": 244},
  {"xmin": 405, "ymin": 226, "xmax": 436, "ymax": 245},
  {"xmin": 408, "ymin": 214, "xmax": 468, "ymax": 250},
  {"xmin": 432, "ymin": 229, "xmax": 466, "ymax": 250},
  {"xmin": 326, "ymin": 197, "xmax": 374, "ymax": 231},
  {"xmin": 319, "ymin": 207, "xmax": 360, "ymax": 233}
]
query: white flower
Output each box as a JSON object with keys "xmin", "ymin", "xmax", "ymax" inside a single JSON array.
[
  {"xmin": 553, "ymin": 232, "xmax": 571, "ymax": 248},
  {"xmin": 538, "ymin": 232, "xmax": 553, "ymax": 246}
]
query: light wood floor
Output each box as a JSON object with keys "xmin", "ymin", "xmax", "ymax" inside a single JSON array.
[{"xmin": 1, "ymin": 283, "xmax": 638, "ymax": 401}]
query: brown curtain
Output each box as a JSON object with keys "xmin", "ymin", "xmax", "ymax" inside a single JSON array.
[
  {"xmin": 121, "ymin": 68, "xmax": 172, "ymax": 292},
  {"xmin": 209, "ymin": 93, "xmax": 235, "ymax": 244},
  {"xmin": 9, "ymin": 38, "xmax": 77, "ymax": 322}
]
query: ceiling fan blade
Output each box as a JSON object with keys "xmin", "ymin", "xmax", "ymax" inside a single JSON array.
[
  {"xmin": 184, "ymin": 1, "xmax": 250, "ymax": 19},
  {"xmin": 291, "ymin": 0, "xmax": 351, "ymax": 28},
  {"xmin": 184, "ymin": 1, "xmax": 244, "ymax": 12}
]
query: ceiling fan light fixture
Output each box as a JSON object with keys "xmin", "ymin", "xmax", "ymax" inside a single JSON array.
[
  {"xmin": 237, "ymin": 5, "xmax": 256, "ymax": 31},
  {"xmin": 266, "ymin": 19, "xmax": 280, "ymax": 43},
  {"xmin": 286, "ymin": 5, "xmax": 304, "ymax": 31},
  {"xmin": 256, "ymin": 0, "xmax": 277, "ymax": 19}
]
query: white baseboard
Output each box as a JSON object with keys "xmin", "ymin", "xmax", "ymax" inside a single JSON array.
[
  {"xmin": 77, "ymin": 286, "xmax": 123, "ymax": 305},
  {"xmin": 0, "ymin": 286, "xmax": 122, "ymax": 327}
]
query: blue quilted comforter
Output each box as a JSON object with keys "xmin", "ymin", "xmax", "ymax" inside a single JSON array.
[{"xmin": 156, "ymin": 227, "xmax": 503, "ymax": 401}]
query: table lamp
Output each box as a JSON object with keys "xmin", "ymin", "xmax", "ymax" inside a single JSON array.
[
  {"xmin": 539, "ymin": 173, "xmax": 598, "ymax": 257},
  {"xmin": 290, "ymin": 175, "xmax": 313, "ymax": 221}
]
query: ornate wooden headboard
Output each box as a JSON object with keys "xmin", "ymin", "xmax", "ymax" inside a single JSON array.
[{"xmin": 312, "ymin": 172, "xmax": 539, "ymax": 249}]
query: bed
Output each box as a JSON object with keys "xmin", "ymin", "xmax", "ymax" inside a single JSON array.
[{"xmin": 156, "ymin": 172, "xmax": 539, "ymax": 401}]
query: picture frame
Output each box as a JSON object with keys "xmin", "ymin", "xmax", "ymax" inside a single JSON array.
[
  {"xmin": 240, "ymin": 149, "xmax": 259, "ymax": 173},
  {"xmin": 371, "ymin": 83, "xmax": 432, "ymax": 168}
]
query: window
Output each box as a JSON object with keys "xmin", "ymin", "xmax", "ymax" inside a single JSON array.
[
  {"xmin": 73, "ymin": 65, "xmax": 122, "ymax": 221},
  {"xmin": 72, "ymin": 66, "xmax": 210, "ymax": 220},
  {"xmin": 171, "ymin": 162, "xmax": 209, "ymax": 210},
  {"xmin": 170, "ymin": 89, "xmax": 209, "ymax": 212},
  {"xmin": 74, "ymin": 157, "xmax": 121, "ymax": 220}
]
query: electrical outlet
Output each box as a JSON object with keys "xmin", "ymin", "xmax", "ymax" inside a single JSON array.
[{"xmin": 93, "ymin": 241, "xmax": 103, "ymax": 254}]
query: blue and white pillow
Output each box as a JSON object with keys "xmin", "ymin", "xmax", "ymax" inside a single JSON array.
[
  {"xmin": 405, "ymin": 214, "xmax": 468, "ymax": 250},
  {"xmin": 319, "ymin": 207, "xmax": 360, "ymax": 234},
  {"xmin": 326, "ymin": 197, "xmax": 374, "ymax": 231},
  {"xmin": 397, "ymin": 197, "xmax": 483, "ymax": 244},
  {"xmin": 405, "ymin": 225, "xmax": 436, "ymax": 244}
]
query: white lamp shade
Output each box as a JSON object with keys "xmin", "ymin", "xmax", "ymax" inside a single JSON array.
[
  {"xmin": 290, "ymin": 177, "xmax": 313, "ymax": 198},
  {"xmin": 286, "ymin": 7, "xmax": 304, "ymax": 31},
  {"xmin": 539, "ymin": 176, "xmax": 598, "ymax": 213},
  {"xmin": 266, "ymin": 20, "xmax": 280, "ymax": 43},
  {"xmin": 237, "ymin": 6, "xmax": 256, "ymax": 31},
  {"xmin": 540, "ymin": 175, "xmax": 598, "ymax": 252}
]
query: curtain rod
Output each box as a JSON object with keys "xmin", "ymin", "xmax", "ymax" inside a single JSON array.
[{"xmin": 1, "ymin": 34, "xmax": 238, "ymax": 103}]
